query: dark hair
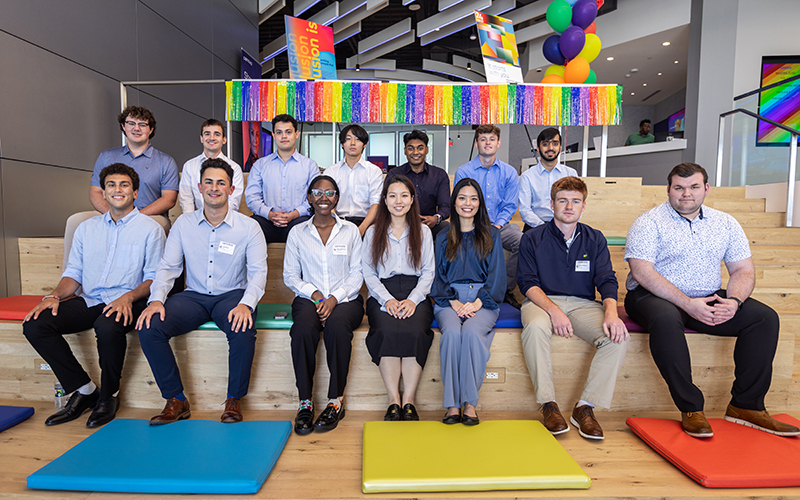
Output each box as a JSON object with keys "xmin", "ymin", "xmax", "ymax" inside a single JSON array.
[
  {"xmin": 201, "ymin": 118, "xmax": 226, "ymax": 137},
  {"xmin": 473, "ymin": 124, "xmax": 501, "ymax": 142},
  {"xmin": 640, "ymin": 119, "xmax": 651, "ymax": 127},
  {"xmin": 370, "ymin": 175, "xmax": 423, "ymax": 271},
  {"xmin": 667, "ymin": 162, "xmax": 708, "ymax": 186},
  {"xmin": 339, "ymin": 124, "xmax": 369, "ymax": 145},
  {"xmin": 403, "ymin": 129, "xmax": 429, "ymax": 146},
  {"xmin": 118, "ymin": 106, "xmax": 156, "ymax": 139},
  {"xmin": 272, "ymin": 114, "xmax": 298, "ymax": 131},
  {"xmin": 550, "ymin": 176, "xmax": 587, "ymax": 201},
  {"xmin": 307, "ymin": 175, "xmax": 340, "ymax": 215},
  {"xmin": 537, "ymin": 127, "xmax": 561, "ymax": 148},
  {"xmin": 446, "ymin": 178, "xmax": 494, "ymax": 262},
  {"xmin": 100, "ymin": 163, "xmax": 139, "ymax": 192},
  {"xmin": 200, "ymin": 158, "xmax": 234, "ymax": 185}
]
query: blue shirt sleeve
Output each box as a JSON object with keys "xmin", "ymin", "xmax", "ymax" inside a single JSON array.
[
  {"xmin": 476, "ymin": 227, "xmax": 506, "ymax": 310},
  {"xmin": 244, "ymin": 160, "xmax": 270, "ymax": 218},
  {"xmin": 160, "ymin": 154, "xmax": 180, "ymax": 191},
  {"xmin": 495, "ymin": 166, "xmax": 519, "ymax": 227},
  {"xmin": 431, "ymin": 232, "xmax": 458, "ymax": 307},
  {"xmin": 90, "ymin": 151, "xmax": 107, "ymax": 188}
]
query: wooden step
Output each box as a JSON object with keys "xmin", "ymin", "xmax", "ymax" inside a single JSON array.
[
  {"xmin": 641, "ymin": 185, "xmax": 747, "ymax": 199},
  {"xmin": 640, "ymin": 197, "xmax": 767, "ymax": 213},
  {"xmin": 745, "ymin": 227, "xmax": 800, "ymax": 246}
]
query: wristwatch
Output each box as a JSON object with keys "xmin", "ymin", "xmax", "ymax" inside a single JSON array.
[
  {"xmin": 435, "ymin": 214, "xmax": 442, "ymax": 225},
  {"xmin": 730, "ymin": 297, "xmax": 742, "ymax": 310}
]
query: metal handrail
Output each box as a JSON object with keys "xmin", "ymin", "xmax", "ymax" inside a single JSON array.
[
  {"xmin": 716, "ymin": 108, "xmax": 798, "ymax": 227},
  {"xmin": 733, "ymin": 73, "xmax": 800, "ymax": 102}
]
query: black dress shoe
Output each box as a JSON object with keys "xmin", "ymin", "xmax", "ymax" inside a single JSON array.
[
  {"xmin": 384, "ymin": 404, "xmax": 401, "ymax": 421},
  {"xmin": 402, "ymin": 403, "xmax": 419, "ymax": 421},
  {"xmin": 86, "ymin": 396, "xmax": 119, "ymax": 428},
  {"xmin": 314, "ymin": 402, "xmax": 345, "ymax": 432},
  {"xmin": 46, "ymin": 389, "xmax": 100, "ymax": 426},
  {"xmin": 442, "ymin": 410, "xmax": 461, "ymax": 425},
  {"xmin": 504, "ymin": 291, "xmax": 521, "ymax": 310},
  {"xmin": 462, "ymin": 412, "xmax": 480, "ymax": 426},
  {"xmin": 295, "ymin": 407, "xmax": 315, "ymax": 436}
]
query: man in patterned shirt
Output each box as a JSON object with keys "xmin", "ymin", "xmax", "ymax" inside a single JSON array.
[{"xmin": 624, "ymin": 163, "xmax": 799, "ymax": 438}]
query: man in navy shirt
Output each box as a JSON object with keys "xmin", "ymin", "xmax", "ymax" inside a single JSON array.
[
  {"xmin": 387, "ymin": 130, "xmax": 450, "ymax": 237},
  {"xmin": 517, "ymin": 177, "xmax": 628, "ymax": 440}
]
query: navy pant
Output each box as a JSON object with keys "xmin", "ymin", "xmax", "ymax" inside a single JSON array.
[
  {"xmin": 251, "ymin": 214, "xmax": 310, "ymax": 243},
  {"xmin": 139, "ymin": 290, "xmax": 257, "ymax": 400}
]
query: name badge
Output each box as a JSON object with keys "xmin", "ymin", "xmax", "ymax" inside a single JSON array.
[
  {"xmin": 218, "ymin": 241, "xmax": 236, "ymax": 255},
  {"xmin": 575, "ymin": 260, "xmax": 590, "ymax": 272},
  {"xmin": 333, "ymin": 244, "xmax": 348, "ymax": 256}
]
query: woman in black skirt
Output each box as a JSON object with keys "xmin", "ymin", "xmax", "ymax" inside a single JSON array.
[{"xmin": 362, "ymin": 175, "xmax": 435, "ymax": 421}]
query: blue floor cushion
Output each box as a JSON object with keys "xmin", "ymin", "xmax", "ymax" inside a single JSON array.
[{"xmin": 0, "ymin": 405, "xmax": 34, "ymax": 433}]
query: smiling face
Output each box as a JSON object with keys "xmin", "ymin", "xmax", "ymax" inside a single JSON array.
[
  {"xmin": 454, "ymin": 185, "xmax": 480, "ymax": 220},
  {"xmin": 201, "ymin": 124, "xmax": 226, "ymax": 157},
  {"xmin": 404, "ymin": 139, "xmax": 428, "ymax": 169},
  {"xmin": 308, "ymin": 178, "xmax": 339, "ymax": 217},
  {"xmin": 103, "ymin": 173, "xmax": 138, "ymax": 214},
  {"xmin": 668, "ymin": 172, "xmax": 708, "ymax": 218},
  {"xmin": 385, "ymin": 180, "xmax": 413, "ymax": 219},
  {"xmin": 273, "ymin": 120, "xmax": 299, "ymax": 155},
  {"xmin": 122, "ymin": 114, "xmax": 151, "ymax": 149},
  {"xmin": 551, "ymin": 189, "xmax": 586, "ymax": 225},
  {"xmin": 199, "ymin": 167, "xmax": 233, "ymax": 210},
  {"xmin": 475, "ymin": 132, "xmax": 500, "ymax": 159},
  {"xmin": 538, "ymin": 134, "xmax": 562, "ymax": 163}
]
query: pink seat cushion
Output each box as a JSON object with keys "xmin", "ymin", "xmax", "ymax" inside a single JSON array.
[{"xmin": 618, "ymin": 306, "xmax": 696, "ymax": 333}]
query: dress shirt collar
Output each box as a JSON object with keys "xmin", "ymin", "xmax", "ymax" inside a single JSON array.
[
  {"xmin": 534, "ymin": 161, "xmax": 567, "ymax": 175},
  {"xmin": 387, "ymin": 224, "xmax": 410, "ymax": 242},
  {"xmin": 103, "ymin": 207, "xmax": 141, "ymax": 227},
  {"xmin": 123, "ymin": 143, "xmax": 153, "ymax": 159},
  {"xmin": 335, "ymin": 156, "xmax": 369, "ymax": 171},
  {"xmin": 197, "ymin": 206, "xmax": 236, "ymax": 229},
  {"xmin": 304, "ymin": 213, "xmax": 344, "ymax": 241},
  {"xmin": 267, "ymin": 149, "xmax": 302, "ymax": 165},
  {"xmin": 202, "ymin": 150, "xmax": 231, "ymax": 162},
  {"xmin": 470, "ymin": 156, "xmax": 500, "ymax": 171},
  {"xmin": 665, "ymin": 201, "xmax": 706, "ymax": 223}
]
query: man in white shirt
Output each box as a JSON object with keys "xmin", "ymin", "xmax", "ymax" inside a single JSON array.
[
  {"xmin": 519, "ymin": 128, "xmax": 577, "ymax": 231},
  {"xmin": 179, "ymin": 119, "xmax": 244, "ymax": 214},
  {"xmin": 325, "ymin": 124, "xmax": 383, "ymax": 236}
]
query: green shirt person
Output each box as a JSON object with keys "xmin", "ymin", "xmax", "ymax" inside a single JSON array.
[{"xmin": 625, "ymin": 119, "xmax": 655, "ymax": 146}]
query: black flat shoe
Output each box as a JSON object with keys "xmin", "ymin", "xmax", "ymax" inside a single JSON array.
[
  {"xmin": 462, "ymin": 412, "xmax": 480, "ymax": 426},
  {"xmin": 295, "ymin": 407, "xmax": 315, "ymax": 435},
  {"xmin": 402, "ymin": 403, "xmax": 419, "ymax": 421},
  {"xmin": 46, "ymin": 389, "xmax": 100, "ymax": 426},
  {"xmin": 314, "ymin": 402, "xmax": 345, "ymax": 432},
  {"xmin": 384, "ymin": 404, "xmax": 401, "ymax": 421},
  {"xmin": 442, "ymin": 410, "xmax": 461, "ymax": 425},
  {"xmin": 86, "ymin": 396, "xmax": 119, "ymax": 428}
]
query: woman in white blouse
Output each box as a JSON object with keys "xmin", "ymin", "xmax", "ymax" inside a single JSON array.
[
  {"xmin": 362, "ymin": 175, "xmax": 435, "ymax": 421},
  {"xmin": 284, "ymin": 175, "xmax": 364, "ymax": 436}
]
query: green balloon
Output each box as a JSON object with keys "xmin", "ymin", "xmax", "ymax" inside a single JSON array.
[
  {"xmin": 583, "ymin": 69, "xmax": 597, "ymax": 84},
  {"xmin": 546, "ymin": 0, "xmax": 573, "ymax": 34}
]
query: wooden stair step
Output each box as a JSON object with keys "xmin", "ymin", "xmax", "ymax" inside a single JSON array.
[{"xmin": 641, "ymin": 185, "xmax": 747, "ymax": 199}]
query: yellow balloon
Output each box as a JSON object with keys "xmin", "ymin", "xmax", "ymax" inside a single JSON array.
[
  {"xmin": 544, "ymin": 65, "xmax": 565, "ymax": 78},
  {"xmin": 577, "ymin": 34, "xmax": 602, "ymax": 63},
  {"xmin": 541, "ymin": 74, "xmax": 565, "ymax": 84}
]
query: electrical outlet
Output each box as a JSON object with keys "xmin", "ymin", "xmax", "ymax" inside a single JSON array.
[
  {"xmin": 484, "ymin": 367, "xmax": 505, "ymax": 383},
  {"xmin": 34, "ymin": 359, "xmax": 52, "ymax": 373}
]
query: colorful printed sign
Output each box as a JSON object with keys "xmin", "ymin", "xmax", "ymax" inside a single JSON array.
[
  {"xmin": 285, "ymin": 15, "xmax": 337, "ymax": 80},
  {"xmin": 474, "ymin": 10, "xmax": 523, "ymax": 84},
  {"xmin": 758, "ymin": 57, "xmax": 800, "ymax": 146}
]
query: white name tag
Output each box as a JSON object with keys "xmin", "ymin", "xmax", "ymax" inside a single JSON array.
[
  {"xmin": 575, "ymin": 260, "xmax": 590, "ymax": 272},
  {"xmin": 333, "ymin": 244, "xmax": 348, "ymax": 256},
  {"xmin": 218, "ymin": 241, "xmax": 236, "ymax": 255}
]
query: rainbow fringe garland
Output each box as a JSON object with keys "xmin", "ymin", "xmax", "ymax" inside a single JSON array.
[{"xmin": 226, "ymin": 80, "xmax": 622, "ymax": 126}]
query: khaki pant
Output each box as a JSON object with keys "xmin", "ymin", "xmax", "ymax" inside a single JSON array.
[{"xmin": 520, "ymin": 296, "xmax": 628, "ymax": 408}]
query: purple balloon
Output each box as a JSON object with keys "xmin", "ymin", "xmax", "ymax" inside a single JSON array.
[
  {"xmin": 572, "ymin": 0, "xmax": 597, "ymax": 29},
  {"xmin": 559, "ymin": 26, "xmax": 586, "ymax": 60},
  {"xmin": 543, "ymin": 35, "xmax": 566, "ymax": 66}
]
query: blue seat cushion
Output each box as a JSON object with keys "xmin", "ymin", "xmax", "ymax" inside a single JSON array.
[{"xmin": 431, "ymin": 302, "xmax": 522, "ymax": 329}]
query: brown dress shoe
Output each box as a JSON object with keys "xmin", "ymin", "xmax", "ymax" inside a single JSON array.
[
  {"xmin": 221, "ymin": 397, "xmax": 243, "ymax": 423},
  {"xmin": 150, "ymin": 397, "xmax": 191, "ymax": 425},
  {"xmin": 681, "ymin": 411, "xmax": 713, "ymax": 438},
  {"xmin": 725, "ymin": 404, "xmax": 800, "ymax": 437},
  {"xmin": 570, "ymin": 404, "xmax": 604, "ymax": 440},
  {"xmin": 540, "ymin": 401, "xmax": 569, "ymax": 435}
]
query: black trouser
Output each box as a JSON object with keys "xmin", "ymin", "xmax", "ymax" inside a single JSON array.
[
  {"xmin": 289, "ymin": 295, "xmax": 364, "ymax": 400},
  {"xmin": 429, "ymin": 220, "xmax": 450, "ymax": 239},
  {"xmin": 251, "ymin": 214, "xmax": 311, "ymax": 243},
  {"xmin": 624, "ymin": 286, "xmax": 779, "ymax": 412},
  {"xmin": 23, "ymin": 296, "xmax": 147, "ymax": 399}
]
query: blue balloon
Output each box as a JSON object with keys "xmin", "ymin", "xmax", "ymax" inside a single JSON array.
[
  {"xmin": 566, "ymin": 0, "xmax": 579, "ymax": 4},
  {"xmin": 559, "ymin": 25, "xmax": 586, "ymax": 60},
  {"xmin": 543, "ymin": 35, "xmax": 566, "ymax": 66},
  {"xmin": 571, "ymin": 0, "xmax": 598, "ymax": 29}
]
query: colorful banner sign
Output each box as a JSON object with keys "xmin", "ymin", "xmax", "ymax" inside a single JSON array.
[
  {"xmin": 474, "ymin": 10, "xmax": 523, "ymax": 84},
  {"xmin": 285, "ymin": 15, "xmax": 337, "ymax": 80},
  {"xmin": 758, "ymin": 57, "xmax": 800, "ymax": 146},
  {"xmin": 225, "ymin": 80, "xmax": 622, "ymax": 126}
]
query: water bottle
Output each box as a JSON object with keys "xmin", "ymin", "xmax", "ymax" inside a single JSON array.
[{"xmin": 54, "ymin": 381, "xmax": 66, "ymax": 409}]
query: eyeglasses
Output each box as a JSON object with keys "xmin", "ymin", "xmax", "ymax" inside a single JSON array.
[
  {"xmin": 124, "ymin": 120, "xmax": 150, "ymax": 129},
  {"xmin": 541, "ymin": 140, "xmax": 561, "ymax": 147},
  {"xmin": 310, "ymin": 189, "xmax": 337, "ymax": 198}
]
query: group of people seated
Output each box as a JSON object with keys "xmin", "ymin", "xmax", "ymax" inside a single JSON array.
[{"xmin": 21, "ymin": 106, "xmax": 799, "ymax": 443}]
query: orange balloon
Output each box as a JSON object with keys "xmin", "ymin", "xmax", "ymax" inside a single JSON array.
[
  {"xmin": 585, "ymin": 22, "xmax": 596, "ymax": 34},
  {"xmin": 564, "ymin": 57, "xmax": 591, "ymax": 83},
  {"xmin": 541, "ymin": 74, "xmax": 565, "ymax": 84}
]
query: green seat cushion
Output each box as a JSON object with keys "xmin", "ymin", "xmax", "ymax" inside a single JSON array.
[
  {"xmin": 605, "ymin": 236, "xmax": 626, "ymax": 246},
  {"xmin": 197, "ymin": 303, "xmax": 292, "ymax": 330}
]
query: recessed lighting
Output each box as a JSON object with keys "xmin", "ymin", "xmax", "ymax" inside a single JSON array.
[
  {"xmin": 625, "ymin": 73, "xmax": 631, "ymax": 78},
  {"xmin": 470, "ymin": 33, "xmax": 477, "ymax": 40},
  {"xmin": 467, "ymin": 62, "xmax": 472, "ymax": 71},
  {"xmin": 662, "ymin": 41, "xmax": 671, "ymax": 46},
  {"xmin": 643, "ymin": 83, "xmax": 647, "ymax": 86},
  {"xmin": 658, "ymin": 72, "xmax": 662, "ymax": 75},
  {"xmin": 408, "ymin": 3, "xmax": 420, "ymax": 10},
  {"xmin": 435, "ymin": 28, "xmax": 440, "ymax": 31},
  {"xmin": 536, "ymin": 68, "xmax": 542, "ymax": 72},
  {"xmin": 631, "ymin": 92, "xmax": 635, "ymax": 95},
  {"xmin": 606, "ymin": 56, "xmax": 614, "ymax": 61},
  {"xmin": 674, "ymin": 60, "xmax": 679, "ymax": 64},
  {"xmin": 631, "ymin": 68, "xmax": 639, "ymax": 73},
  {"xmin": 355, "ymin": 64, "xmax": 360, "ymax": 72}
]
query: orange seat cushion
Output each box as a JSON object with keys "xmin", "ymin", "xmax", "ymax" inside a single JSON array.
[{"xmin": 0, "ymin": 295, "xmax": 44, "ymax": 321}]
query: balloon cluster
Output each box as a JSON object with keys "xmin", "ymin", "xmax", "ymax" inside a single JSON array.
[{"xmin": 541, "ymin": 0, "xmax": 602, "ymax": 84}]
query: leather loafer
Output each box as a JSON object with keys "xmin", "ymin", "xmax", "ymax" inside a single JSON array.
[
  {"xmin": 401, "ymin": 403, "xmax": 419, "ymax": 421},
  {"xmin": 442, "ymin": 410, "xmax": 461, "ymax": 425},
  {"xmin": 86, "ymin": 395, "xmax": 119, "ymax": 428},
  {"xmin": 570, "ymin": 404, "xmax": 604, "ymax": 440},
  {"xmin": 314, "ymin": 402, "xmax": 345, "ymax": 432},
  {"xmin": 46, "ymin": 389, "xmax": 100, "ymax": 426},
  {"xmin": 462, "ymin": 412, "xmax": 480, "ymax": 426},
  {"xmin": 150, "ymin": 397, "xmax": 191, "ymax": 425},
  {"xmin": 384, "ymin": 404, "xmax": 401, "ymax": 421},
  {"xmin": 294, "ymin": 407, "xmax": 314, "ymax": 436},
  {"xmin": 681, "ymin": 410, "xmax": 713, "ymax": 438},
  {"xmin": 221, "ymin": 397, "xmax": 243, "ymax": 423},
  {"xmin": 540, "ymin": 401, "xmax": 569, "ymax": 435},
  {"xmin": 725, "ymin": 404, "xmax": 800, "ymax": 437}
]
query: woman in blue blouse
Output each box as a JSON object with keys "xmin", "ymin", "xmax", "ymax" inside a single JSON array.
[{"xmin": 431, "ymin": 178, "xmax": 505, "ymax": 425}]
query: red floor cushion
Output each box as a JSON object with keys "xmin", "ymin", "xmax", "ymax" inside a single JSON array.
[
  {"xmin": 0, "ymin": 295, "xmax": 44, "ymax": 321},
  {"xmin": 627, "ymin": 415, "xmax": 800, "ymax": 488}
]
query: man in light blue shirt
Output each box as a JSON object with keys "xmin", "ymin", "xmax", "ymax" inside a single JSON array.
[
  {"xmin": 24, "ymin": 164, "xmax": 165, "ymax": 429},
  {"xmin": 519, "ymin": 128, "xmax": 578, "ymax": 230},
  {"xmin": 137, "ymin": 158, "xmax": 268, "ymax": 426},
  {"xmin": 454, "ymin": 124, "xmax": 522, "ymax": 308},
  {"xmin": 246, "ymin": 113, "xmax": 319, "ymax": 243}
]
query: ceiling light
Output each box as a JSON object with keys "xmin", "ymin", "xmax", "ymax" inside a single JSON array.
[
  {"xmin": 658, "ymin": 72, "xmax": 662, "ymax": 75},
  {"xmin": 355, "ymin": 64, "xmax": 360, "ymax": 72},
  {"xmin": 606, "ymin": 56, "xmax": 614, "ymax": 61},
  {"xmin": 631, "ymin": 92, "xmax": 635, "ymax": 95},
  {"xmin": 631, "ymin": 68, "xmax": 639, "ymax": 73},
  {"xmin": 643, "ymin": 83, "xmax": 647, "ymax": 86},
  {"xmin": 625, "ymin": 74, "xmax": 631, "ymax": 78},
  {"xmin": 467, "ymin": 62, "xmax": 472, "ymax": 71},
  {"xmin": 674, "ymin": 60, "xmax": 679, "ymax": 64},
  {"xmin": 470, "ymin": 31, "xmax": 477, "ymax": 41},
  {"xmin": 662, "ymin": 41, "xmax": 671, "ymax": 46},
  {"xmin": 408, "ymin": 3, "xmax": 420, "ymax": 10},
  {"xmin": 536, "ymin": 67, "xmax": 542, "ymax": 72},
  {"xmin": 435, "ymin": 28, "xmax": 440, "ymax": 32}
]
